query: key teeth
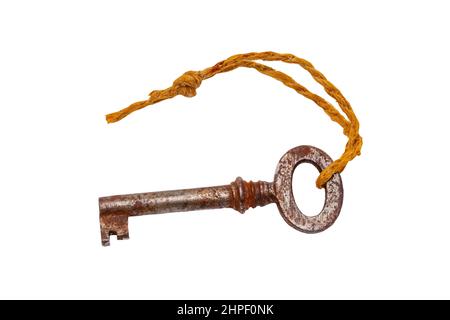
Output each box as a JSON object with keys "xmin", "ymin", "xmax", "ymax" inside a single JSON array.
[
  {"xmin": 117, "ymin": 233, "xmax": 130, "ymax": 240},
  {"xmin": 101, "ymin": 231, "xmax": 130, "ymax": 246},
  {"xmin": 101, "ymin": 236, "xmax": 111, "ymax": 247},
  {"xmin": 99, "ymin": 212, "xmax": 130, "ymax": 246}
]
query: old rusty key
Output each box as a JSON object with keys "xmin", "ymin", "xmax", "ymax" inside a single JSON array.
[{"xmin": 99, "ymin": 145, "xmax": 343, "ymax": 246}]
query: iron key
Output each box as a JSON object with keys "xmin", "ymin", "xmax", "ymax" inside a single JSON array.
[{"xmin": 99, "ymin": 145, "xmax": 343, "ymax": 246}]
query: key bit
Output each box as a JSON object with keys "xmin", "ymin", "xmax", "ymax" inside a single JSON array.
[{"xmin": 99, "ymin": 145, "xmax": 344, "ymax": 246}]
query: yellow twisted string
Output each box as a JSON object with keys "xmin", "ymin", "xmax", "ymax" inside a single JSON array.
[{"xmin": 106, "ymin": 51, "xmax": 362, "ymax": 188}]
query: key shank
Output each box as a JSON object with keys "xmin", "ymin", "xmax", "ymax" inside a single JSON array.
[{"xmin": 99, "ymin": 178, "xmax": 274, "ymax": 246}]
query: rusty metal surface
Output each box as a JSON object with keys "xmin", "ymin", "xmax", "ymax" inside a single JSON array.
[
  {"xmin": 273, "ymin": 145, "xmax": 344, "ymax": 233},
  {"xmin": 99, "ymin": 145, "xmax": 344, "ymax": 246}
]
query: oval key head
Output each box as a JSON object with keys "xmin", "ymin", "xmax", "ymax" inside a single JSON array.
[{"xmin": 273, "ymin": 145, "xmax": 344, "ymax": 233}]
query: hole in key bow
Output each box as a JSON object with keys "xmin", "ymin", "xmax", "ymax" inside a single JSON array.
[{"xmin": 292, "ymin": 163, "xmax": 326, "ymax": 217}]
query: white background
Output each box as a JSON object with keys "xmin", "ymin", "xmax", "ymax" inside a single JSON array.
[{"xmin": 0, "ymin": 0, "xmax": 449, "ymax": 299}]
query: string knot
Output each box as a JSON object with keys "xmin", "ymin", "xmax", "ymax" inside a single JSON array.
[{"xmin": 172, "ymin": 71, "xmax": 202, "ymax": 97}]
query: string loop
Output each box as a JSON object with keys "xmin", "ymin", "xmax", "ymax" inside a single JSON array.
[{"xmin": 106, "ymin": 51, "xmax": 362, "ymax": 188}]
